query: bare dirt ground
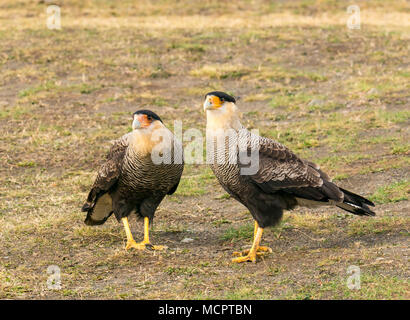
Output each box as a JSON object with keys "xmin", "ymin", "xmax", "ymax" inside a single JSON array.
[{"xmin": 0, "ymin": 1, "xmax": 409, "ymax": 299}]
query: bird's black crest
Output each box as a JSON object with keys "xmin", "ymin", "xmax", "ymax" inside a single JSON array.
[
  {"xmin": 133, "ymin": 110, "xmax": 163, "ymax": 123},
  {"xmin": 205, "ymin": 91, "xmax": 236, "ymax": 103}
]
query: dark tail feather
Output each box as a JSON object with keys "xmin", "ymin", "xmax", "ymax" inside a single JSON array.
[
  {"xmin": 81, "ymin": 202, "xmax": 92, "ymax": 212},
  {"xmin": 339, "ymin": 187, "xmax": 375, "ymax": 207},
  {"xmin": 82, "ymin": 202, "xmax": 113, "ymax": 226},
  {"xmin": 337, "ymin": 188, "xmax": 375, "ymax": 216},
  {"xmin": 84, "ymin": 211, "xmax": 113, "ymax": 226}
]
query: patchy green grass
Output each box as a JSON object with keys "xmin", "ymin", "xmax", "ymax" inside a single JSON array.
[
  {"xmin": 287, "ymin": 214, "xmax": 337, "ymax": 236},
  {"xmin": 0, "ymin": 104, "xmax": 35, "ymax": 120},
  {"xmin": 190, "ymin": 64, "xmax": 250, "ymax": 79},
  {"xmin": 348, "ymin": 216, "xmax": 407, "ymax": 236},
  {"xmin": 285, "ymin": 273, "xmax": 408, "ymax": 300},
  {"xmin": 243, "ymin": 93, "xmax": 271, "ymax": 102},
  {"xmin": 370, "ymin": 180, "xmax": 409, "ymax": 204},
  {"xmin": 165, "ymin": 266, "xmax": 200, "ymax": 276},
  {"xmin": 221, "ymin": 224, "xmax": 254, "ymax": 242},
  {"xmin": 174, "ymin": 167, "xmax": 217, "ymax": 197},
  {"xmin": 17, "ymin": 161, "xmax": 37, "ymax": 168},
  {"xmin": 169, "ymin": 42, "xmax": 207, "ymax": 53},
  {"xmin": 224, "ymin": 287, "xmax": 270, "ymax": 300},
  {"xmin": 270, "ymin": 92, "xmax": 315, "ymax": 109},
  {"xmin": 391, "ymin": 144, "xmax": 409, "ymax": 155},
  {"xmin": 212, "ymin": 218, "xmax": 232, "ymax": 227},
  {"xmin": 376, "ymin": 110, "xmax": 410, "ymax": 125}
]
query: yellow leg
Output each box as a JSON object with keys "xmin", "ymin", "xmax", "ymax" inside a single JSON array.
[
  {"xmin": 122, "ymin": 217, "xmax": 166, "ymax": 251},
  {"xmin": 232, "ymin": 222, "xmax": 272, "ymax": 263}
]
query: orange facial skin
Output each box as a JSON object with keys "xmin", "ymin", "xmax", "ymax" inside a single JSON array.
[
  {"xmin": 208, "ymin": 95, "xmax": 222, "ymax": 108},
  {"xmin": 135, "ymin": 114, "xmax": 152, "ymax": 128}
]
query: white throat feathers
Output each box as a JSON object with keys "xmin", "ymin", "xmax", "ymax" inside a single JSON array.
[
  {"xmin": 206, "ymin": 102, "xmax": 243, "ymax": 131},
  {"xmin": 129, "ymin": 120, "xmax": 169, "ymax": 156}
]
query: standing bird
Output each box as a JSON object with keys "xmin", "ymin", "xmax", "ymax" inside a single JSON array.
[
  {"xmin": 203, "ymin": 91, "xmax": 375, "ymax": 263},
  {"xmin": 82, "ymin": 110, "xmax": 184, "ymax": 250}
]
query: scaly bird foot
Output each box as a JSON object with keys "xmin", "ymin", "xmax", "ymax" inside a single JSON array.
[
  {"xmin": 147, "ymin": 244, "xmax": 167, "ymax": 251},
  {"xmin": 232, "ymin": 246, "xmax": 272, "ymax": 257},
  {"xmin": 125, "ymin": 240, "xmax": 167, "ymax": 251},
  {"xmin": 125, "ymin": 240, "xmax": 148, "ymax": 250},
  {"xmin": 232, "ymin": 252, "xmax": 257, "ymax": 263}
]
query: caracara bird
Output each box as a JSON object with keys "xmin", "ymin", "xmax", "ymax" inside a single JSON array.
[
  {"xmin": 203, "ymin": 91, "xmax": 375, "ymax": 263},
  {"xmin": 82, "ymin": 110, "xmax": 184, "ymax": 250}
]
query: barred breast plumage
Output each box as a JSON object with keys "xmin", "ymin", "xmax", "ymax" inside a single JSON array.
[
  {"xmin": 82, "ymin": 116, "xmax": 184, "ymax": 226},
  {"xmin": 120, "ymin": 137, "xmax": 183, "ymax": 200},
  {"xmin": 209, "ymin": 134, "xmax": 245, "ymax": 200}
]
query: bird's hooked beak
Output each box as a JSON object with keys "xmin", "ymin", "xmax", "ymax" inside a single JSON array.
[
  {"xmin": 203, "ymin": 95, "xmax": 222, "ymax": 111},
  {"xmin": 132, "ymin": 114, "xmax": 151, "ymax": 130}
]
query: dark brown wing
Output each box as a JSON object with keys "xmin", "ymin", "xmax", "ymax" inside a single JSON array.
[
  {"xmin": 81, "ymin": 135, "xmax": 128, "ymax": 213},
  {"xmin": 245, "ymin": 136, "xmax": 344, "ymax": 202},
  {"xmin": 250, "ymin": 137, "xmax": 323, "ymax": 188},
  {"xmin": 241, "ymin": 134, "xmax": 374, "ymax": 216}
]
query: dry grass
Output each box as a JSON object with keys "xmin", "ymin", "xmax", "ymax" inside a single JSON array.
[{"xmin": 0, "ymin": 0, "xmax": 409, "ymax": 300}]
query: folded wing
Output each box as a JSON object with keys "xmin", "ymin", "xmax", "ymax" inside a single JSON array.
[
  {"xmin": 243, "ymin": 136, "xmax": 374, "ymax": 215},
  {"xmin": 81, "ymin": 135, "xmax": 129, "ymax": 225}
]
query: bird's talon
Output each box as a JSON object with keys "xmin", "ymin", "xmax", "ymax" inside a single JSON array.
[
  {"xmin": 151, "ymin": 244, "xmax": 167, "ymax": 251},
  {"xmin": 125, "ymin": 240, "xmax": 147, "ymax": 250},
  {"xmin": 125, "ymin": 241, "xmax": 166, "ymax": 251},
  {"xmin": 257, "ymin": 246, "xmax": 273, "ymax": 253},
  {"xmin": 241, "ymin": 246, "xmax": 272, "ymax": 256},
  {"xmin": 232, "ymin": 254, "xmax": 257, "ymax": 263}
]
